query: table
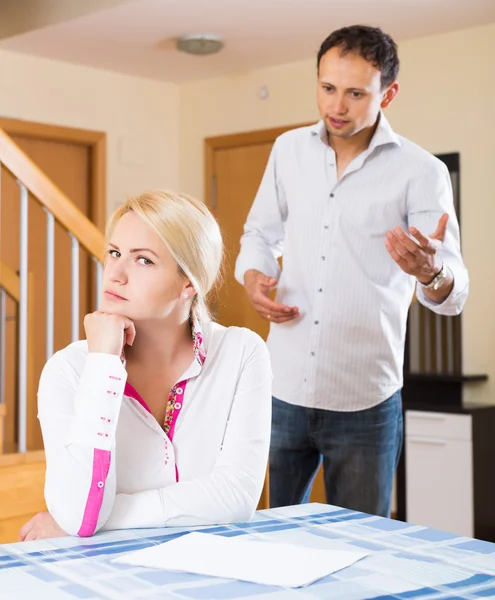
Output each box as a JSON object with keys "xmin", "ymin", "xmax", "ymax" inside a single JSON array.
[{"xmin": 1, "ymin": 503, "xmax": 494, "ymax": 599}]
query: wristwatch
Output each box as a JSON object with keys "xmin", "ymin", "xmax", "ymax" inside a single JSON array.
[{"xmin": 421, "ymin": 262, "xmax": 448, "ymax": 291}]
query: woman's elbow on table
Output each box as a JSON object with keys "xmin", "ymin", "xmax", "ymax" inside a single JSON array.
[{"xmin": 45, "ymin": 486, "xmax": 113, "ymax": 538}]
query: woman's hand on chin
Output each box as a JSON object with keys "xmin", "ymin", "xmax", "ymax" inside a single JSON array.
[{"xmin": 84, "ymin": 311, "xmax": 136, "ymax": 355}]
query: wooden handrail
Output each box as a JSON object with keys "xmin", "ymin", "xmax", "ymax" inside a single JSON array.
[
  {"xmin": 0, "ymin": 449, "xmax": 44, "ymax": 467},
  {"xmin": 0, "ymin": 129, "xmax": 105, "ymax": 259},
  {"xmin": 0, "ymin": 260, "xmax": 20, "ymax": 301}
]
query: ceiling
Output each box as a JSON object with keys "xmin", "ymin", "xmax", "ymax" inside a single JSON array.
[{"xmin": 0, "ymin": 0, "xmax": 494, "ymax": 83}]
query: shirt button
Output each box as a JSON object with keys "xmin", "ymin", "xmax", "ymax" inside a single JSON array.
[
  {"xmin": 174, "ymin": 402, "xmax": 182, "ymax": 410},
  {"xmin": 314, "ymin": 321, "xmax": 319, "ymax": 325},
  {"xmin": 321, "ymin": 256, "xmax": 326, "ymax": 260},
  {"xmin": 318, "ymin": 288, "xmax": 323, "ymax": 292},
  {"xmin": 330, "ymin": 193, "xmax": 334, "ymax": 198},
  {"xmin": 97, "ymin": 481, "xmax": 104, "ymax": 489},
  {"xmin": 310, "ymin": 352, "xmax": 315, "ymax": 357},
  {"xmin": 324, "ymin": 225, "xmax": 329, "ymax": 229},
  {"xmin": 176, "ymin": 387, "xmax": 183, "ymax": 395}
]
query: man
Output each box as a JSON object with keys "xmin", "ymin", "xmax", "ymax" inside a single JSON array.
[{"xmin": 234, "ymin": 25, "xmax": 468, "ymax": 517}]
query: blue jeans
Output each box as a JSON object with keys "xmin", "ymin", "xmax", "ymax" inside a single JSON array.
[{"xmin": 269, "ymin": 391, "xmax": 403, "ymax": 517}]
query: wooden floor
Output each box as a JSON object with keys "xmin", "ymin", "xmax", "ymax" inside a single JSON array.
[{"xmin": 0, "ymin": 451, "xmax": 46, "ymax": 544}]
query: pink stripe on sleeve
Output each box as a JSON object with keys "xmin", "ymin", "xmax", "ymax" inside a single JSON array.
[{"xmin": 77, "ymin": 449, "xmax": 111, "ymax": 537}]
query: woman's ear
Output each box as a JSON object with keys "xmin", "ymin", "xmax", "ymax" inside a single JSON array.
[{"xmin": 181, "ymin": 280, "xmax": 197, "ymax": 300}]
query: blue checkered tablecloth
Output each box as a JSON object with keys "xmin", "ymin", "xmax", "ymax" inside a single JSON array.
[{"xmin": 1, "ymin": 503, "xmax": 494, "ymax": 599}]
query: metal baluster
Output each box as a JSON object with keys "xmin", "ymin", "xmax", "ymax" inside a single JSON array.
[
  {"xmin": 18, "ymin": 183, "xmax": 28, "ymax": 453},
  {"xmin": 92, "ymin": 257, "xmax": 103, "ymax": 310},
  {"xmin": 45, "ymin": 209, "xmax": 55, "ymax": 360},
  {"xmin": 70, "ymin": 235, "xmax": 79, "ymax": 342}
]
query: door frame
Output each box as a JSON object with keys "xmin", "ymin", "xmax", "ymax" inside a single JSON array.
[
  {"xmin": 204, "ymin": 123, "xmax": 312, "ymax": 209},
  {"xmin": 0, "ymin": 118, "xmax": 106, "ymax": 231}
]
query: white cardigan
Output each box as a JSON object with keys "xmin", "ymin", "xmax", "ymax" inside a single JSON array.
[{"xmin": 38, "ymin": 321, "xmax": 272, "ymax": 537}]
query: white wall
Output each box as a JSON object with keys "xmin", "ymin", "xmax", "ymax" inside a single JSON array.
[
  {"xmin": 0, "ymin": 48, "xmax": 180, "ymax": 215},
  {"xmin": 179, "ymin": 22, "xmax": 495, "ymax": 405}
]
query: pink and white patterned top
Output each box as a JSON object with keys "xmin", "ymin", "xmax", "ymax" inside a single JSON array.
[{"xmin": 38, "ymin": 321, "xmax": 272, "ymax": 537}]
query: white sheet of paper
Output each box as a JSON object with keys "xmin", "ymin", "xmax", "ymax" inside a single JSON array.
[{"xmin": 113, "ymin": 532, "xmax": 368, "ymax": 588}]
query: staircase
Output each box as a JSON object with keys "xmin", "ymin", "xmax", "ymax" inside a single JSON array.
[{"xmin": 0, "ymin": 128, "xmax": 105, "ymax": 542}]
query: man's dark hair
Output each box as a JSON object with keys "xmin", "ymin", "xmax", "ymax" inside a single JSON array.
[{"xmin": 317, "ymin": 25, "xmax": 399, "ymax": 89}]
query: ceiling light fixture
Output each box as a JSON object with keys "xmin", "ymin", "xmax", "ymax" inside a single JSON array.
[{"xmin": 177, "ymin": 33, "xmax": 224, "ymax": 56}]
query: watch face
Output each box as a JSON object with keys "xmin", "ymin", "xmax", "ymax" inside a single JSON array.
[{"xmin": 433, "ymin": 272, "xmax": 446, "ymax": 290}]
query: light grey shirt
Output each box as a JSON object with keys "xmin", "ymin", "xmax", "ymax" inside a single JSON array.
[{"xmin": 235, "ymin": 113, "xmax": 469, "ymax": 411}]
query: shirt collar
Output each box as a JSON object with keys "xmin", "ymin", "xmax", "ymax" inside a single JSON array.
[
  {"xmin": 369, "ymin": 112, "xmax": 401, "ymax": 150},
  {"xmin": 310, "ymin": 111, "xmax": 401, "ymax": 151}
]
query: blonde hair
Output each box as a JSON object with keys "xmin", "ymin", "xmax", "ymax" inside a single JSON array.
[{"xmin": 106, "ymin": 190, "xmax": 223, "ymax": 325}]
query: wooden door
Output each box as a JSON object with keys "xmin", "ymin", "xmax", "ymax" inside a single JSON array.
[
  {"xmin": 0, "ymin": 135, "xmax": 94, "ymax": 452},
  {"xmin": 207, "ymin": 127, "xmax": 326, "ymax": 507},
  {"xmin": 213, "ymin": 142, "xmax": 273, "ymax": 341}
]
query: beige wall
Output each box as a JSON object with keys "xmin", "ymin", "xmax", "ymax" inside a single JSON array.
[
  {"xmin": 386, "ymin": 24, "xmax": 494, "ymax": 404},
  {"xmin": 178, "ymin": 58, "xmax": 318, "ymax": 199},
  {"xmin": 0, "ymin": 48, "xmax": 180, "ymax": 216},
  {"xmin": 179, "ymin": 22, "xmax": 495, "ymax": 405},
  {"xmin": 1, "ymin": 23, "xmax": 493, "ymax": 403}
]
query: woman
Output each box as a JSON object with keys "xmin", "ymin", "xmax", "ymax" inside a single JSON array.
[{"xmin": 19, "ymin": 190, "xmax": 272, "ymax": 541}]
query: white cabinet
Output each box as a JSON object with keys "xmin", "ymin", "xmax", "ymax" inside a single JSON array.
[{"xmin": 405, "ymin": 410, "xmax": 473, "ymax": 537}]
